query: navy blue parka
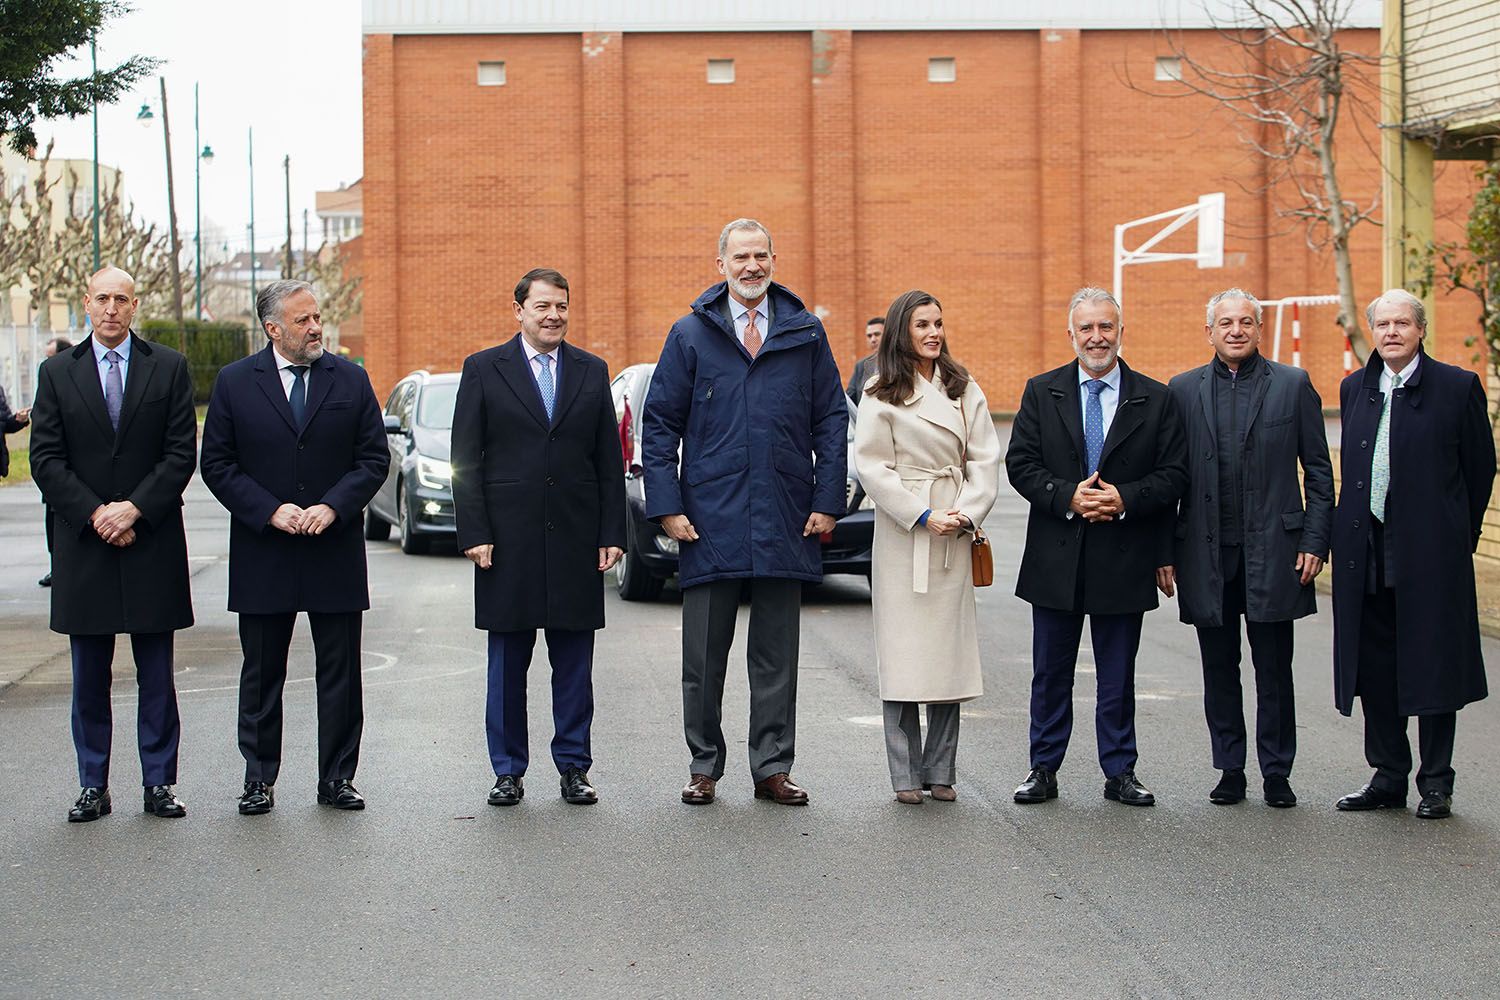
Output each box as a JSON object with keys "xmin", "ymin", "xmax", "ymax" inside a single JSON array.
[{"xmin": 642, "ymin": 282, "xmax": 848, "ymax": 587}]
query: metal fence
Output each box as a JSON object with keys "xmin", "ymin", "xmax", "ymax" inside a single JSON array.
[{"xmin": 2, "ymin": 326, "xmax": 86, "ymax": 410}]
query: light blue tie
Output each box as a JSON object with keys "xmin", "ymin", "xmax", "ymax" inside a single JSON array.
[
  {"xmin": 1083, "ymin": 379, "xmax": 1106, "ymax": 476},
  {"xmin": 1370, "ymin": 373, "xmax": 1402, "ymax": 521},
  {"xmin": 104, "ymin": 349, "xmax": 124, "ymax": 431},
  {"xmin": 536, "ymin": 354, "xmax": 556, "ymax": 421}
]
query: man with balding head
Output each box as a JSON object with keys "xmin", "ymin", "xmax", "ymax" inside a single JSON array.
[
  {"xmin": 29, "ymin": 266, "xmax": 197, "ymax": 822},
  {"xmin": 1331, "ymin": 289, "xmax": 1495, "ymax": 820}
]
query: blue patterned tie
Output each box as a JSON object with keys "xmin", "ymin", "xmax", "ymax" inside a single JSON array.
[
  {"xmin": 104, "ymin": 349, "xmax": 124, "ymax": 431},
  {"xmin": 536, "ymin": 354, "xmax": 556, "ymax": 421},
  {"xmin": 1083, "ymin": 379, "xmax": 1106, "ymax": 476},
  {"xmin": 288, "ymin": 365, "xmax": 309, "ymax": 427}
]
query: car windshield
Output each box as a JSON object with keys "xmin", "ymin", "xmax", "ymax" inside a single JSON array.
[{"xmin": 417, "ymin": 383, "xmax": 459, "ymax": 429}]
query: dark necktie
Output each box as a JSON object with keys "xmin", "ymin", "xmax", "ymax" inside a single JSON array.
[
  {"xmin": 288, "ymin": 365, "xmax": 309, "ymax": 427},
  {"xmin": 104, "ymin": 349, "xmax": 124, "ymax": 431},
  {"xmin": 1084, "ymin": 379, "xmax": 1106, "ymax": 476}
]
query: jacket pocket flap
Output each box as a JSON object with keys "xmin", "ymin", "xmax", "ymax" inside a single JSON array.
[
  {"xmin": 322, "ymin": 399, "xmax": 354, "ymax": 410},
  {"xmin": 772, "ymin": 447, "xmax": 814, "ymax": 484},
  {"xmin": 685, "ymin": 445, "xmax": 748, "ymax": 486},
  {"xmin": 1281, "ymin": 509, "xmax": 1305, "ymax": 530}
]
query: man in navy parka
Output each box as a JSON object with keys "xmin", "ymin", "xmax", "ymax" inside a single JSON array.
[{"xmin": 642, "ymin": 218, "xmax": 848, "ymax": 807}]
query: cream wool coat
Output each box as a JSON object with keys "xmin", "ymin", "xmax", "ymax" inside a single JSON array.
[{"xmin": 854, "ymin": 374, "xmax": 1002, "ymax": 702}]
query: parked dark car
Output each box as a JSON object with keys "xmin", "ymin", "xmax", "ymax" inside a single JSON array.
[
  {"xmin": 365, "ymin": 370, "xmax": 459, "ymax": 554},
  {"xmin": 608, "ymin": 362, "xmax": 872, "ymax": 601}
]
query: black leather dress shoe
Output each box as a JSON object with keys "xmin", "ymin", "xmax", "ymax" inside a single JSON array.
[
  {"xmin": 317, "ymin": 779, "xmax": 365, "ymax": 810},
  {"xmin": 67, "ymin": 787, "xmax": 111, "ymax": 823},
  {"xmin": 1263, "ymin": 776, "xmax": 1297, "ymax": 808},
  {"xmin": 488, "ymin": 775, "xmax": 523, "ymax": 807},
  {"xmin": 238, "ymin": 781, "xmax": 274, "ymax": 815},
  {"xmin": 38, "ymin": 572, "xmax": 52, "ymax": 587},
  {"xmin": 1415, "ymin": 790, "xmax": 1452, "ymax": 819},
  {"xmin": 1335, "ymin": 783, "xmax": 1406, "ymax": 811},
  {"xmin": 560, "ymin": 768, "xmax": 598, "ymax": 805},
  {"xmin": 1209, "ymin": 768, "xmax": 1246, "ymax": 805},
  {"xmin": 143, "ymin": 785, "xmax": 186, "ymax": 818},
  {"xmin": 1014, "ymin": 767, "xmax": 1058, "ymax": 804},
  {"xmin": 1104, "ymin": 769, "xmax": 1156, "ymax": 807}
]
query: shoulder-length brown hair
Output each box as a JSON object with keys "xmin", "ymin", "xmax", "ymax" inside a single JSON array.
[{"xmin": 868, "ymin": 290, "xmax": 971, "ymax": 405}]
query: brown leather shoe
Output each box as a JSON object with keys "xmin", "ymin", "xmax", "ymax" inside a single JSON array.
[
  {"xmin": 753, "ymin": 773, "xmax": 809, "ymax": 806},
  {"xmin": 681, "ymin": 774, "xmax": 716, "ymax": 805},
  {"xmin": 894, "ymin": 790, "xmax": 923, "ymax": 805},
  {"xmin": 929, "ymin": 784, "xmax": 958, "ymax": 802}
]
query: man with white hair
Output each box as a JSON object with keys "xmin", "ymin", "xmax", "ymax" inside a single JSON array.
[
  {"xmin": 1006, "ymin": 287, "xmax": 1187, "ymax": 807},
  {"xmin": 1160, "ymin": 289, "xmax": 1334, "ymax": 808},
  {"xmin": 1330, "ymin": 289, "xmax": 1494, "ymax": 820}
]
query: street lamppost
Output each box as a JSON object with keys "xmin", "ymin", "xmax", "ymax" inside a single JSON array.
[
  {"xmin": 136, "ymin": 79, "xmax": 188, "ymax": 352},
  {"xmin": 248, "ymin": 126, "xmax": 257, "ymax": 320},
  {"xmin": 194, "ymin": 83, "xmax": 214, "ymax": 321}
]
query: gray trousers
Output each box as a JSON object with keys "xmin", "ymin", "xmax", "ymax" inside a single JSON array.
[
  {"xmin": 682, "ymin": 577, "xmax": 800, "ymax": 782},
  {"xmin": 883, "ymin": 701, "xmax": 961, "ymax": 791}
]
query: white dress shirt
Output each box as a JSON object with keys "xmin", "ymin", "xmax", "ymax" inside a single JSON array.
[
  {"xmin": 728, "ymin": 294, "xmax": 771, "ymax": 348},
  {"xmin": 1379, "ymin": 354, "xmax": 1420, "ymax": 396},
  {"xmin": 271, "ymin": 347, "xmax": 313, "ymax": 400},
  {"xmin": 92, "ymin": 335, "xmax": 131, "ymax": 395}
]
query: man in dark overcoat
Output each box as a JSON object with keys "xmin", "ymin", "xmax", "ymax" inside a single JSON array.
[
  {"xmin": 29, "ymin": 266, "xmax": 196, "ymax": 822},
  {"xmin": 451, "ymin": 268, "xmax": 626, "ymax": 807},
  {"xmin": 1331, "ymin": 288, "xmax": 1494, "ymax": 820},
  {"xmin": 1160, "ymin": 289, "xmax": 1333, "ymax": 808},
  {"xmin": 200, "ymin": 279, "xmax": 388, "ymax": 815},
  {"xmin": 845, "ymin": 315, "xmax": 884, "ymax": 405},
  {"xmin": 1006, "ymin": 287, "xmax": 1187, "ymax": 807},
  {"xmin": 642, "ymin": 218, "xmax": 848, "ymax": 807}
]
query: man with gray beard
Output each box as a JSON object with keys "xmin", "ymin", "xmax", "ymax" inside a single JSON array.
[{"xmin": 1005, "ymin": 287, "xmax": 1187, "ymax": 807}]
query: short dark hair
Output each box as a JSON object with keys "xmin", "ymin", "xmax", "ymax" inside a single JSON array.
[
  {"xmin": 514, "ymin": 268, "xmax": 569, "ymax": 306},
  {"xmin": 49, "ymin": 335, "xmax": 74, "ymax": 351},
  {"xmin": 866, "ymin": 316, "xmax": 885, "ymax": 327}
]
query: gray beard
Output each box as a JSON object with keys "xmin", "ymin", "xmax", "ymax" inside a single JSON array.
[{"xmin": 728, "ymin": 275, "xmax": 770, "ymax": 302}]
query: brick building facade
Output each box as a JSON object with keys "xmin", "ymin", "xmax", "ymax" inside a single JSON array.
[{"xmin": 359, "ymin": 7, "xmax": 1480, "ymax": 410}]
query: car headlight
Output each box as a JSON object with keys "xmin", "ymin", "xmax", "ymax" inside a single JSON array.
[{"xmin": 417, "ymin": 456, "xmax": 453, "ymax": 489}]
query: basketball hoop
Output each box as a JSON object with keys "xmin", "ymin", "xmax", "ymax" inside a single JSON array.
[{"xmin": 1112, "ymin": 193, "xmax": 1226, "ymax": 312}]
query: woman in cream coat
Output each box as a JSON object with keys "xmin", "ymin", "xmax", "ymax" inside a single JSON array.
[{"xmin": 854, "ymin": 290, "xmax": 1002, "ymax": 804}]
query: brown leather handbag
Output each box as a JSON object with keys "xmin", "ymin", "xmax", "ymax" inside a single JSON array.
[{"xmin": 959, "ymin": 395, "xmax": 994, "ymax": 587}]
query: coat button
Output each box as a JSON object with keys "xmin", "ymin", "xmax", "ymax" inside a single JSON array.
[
  {"xmin": 1057, "ymin": 538, "xmax": 1066, "ymax": 546},
  {"xmin": 1356, "ymin": 481, "xmax": 1364, "ymax": 490},
  {"xmin": 547, "ymin": 522, "xmax": 555, "ymax": 530},
  {"xmin": 1203, "ymin": 494, "xmax": 1211, "ymax": 501},
  {"xmin": 1207, "ymin": 534, "xmax": 1214, "ymax": 542},
  {"xmin": 297, "ymin": 484, "xmax": 305, "ymax": 492},
  {"xmin": 1045, "ymin": 482, "xmax": 1054, "ymax": 492},
  {"xmin": 546, "ymin": 477, "xmax": 555, "ymax": 486},
  {"xmin": 1348, "ymin": 561, "xmax": 1355, "ymax": 569},
  {"xmin": 550, "ymin": 434, "xmax": 558, "ymax": 441},
  {"xmin": 1205, "ymin": 452, "xmax": 1213, "ymax": 460},
  {"xmin": 1360, "ymin": 440, "xmax": 1368, "ymax": 449},
  {"xmin": 1353, "ymin": 519, "xmax": 1360, "ymax": 529},
  {"xmin": 298, "ymin": 442, "xmax": 305, "ymax": 450}
]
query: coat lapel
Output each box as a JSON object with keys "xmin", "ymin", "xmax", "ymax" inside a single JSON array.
[
  {"xmin": 1047, "ymin": 363, "xmax": 1087, "ymax": 475},
  {"xmin": 1242, "ymin": 356, "xmax": 1273, "ymax": 435},
  {"xmin": 907, "ymin": 376, "xmax": 964, "ymax": 448},
  {"xmin": 550, "ymin": 342, "xmax": 587, "ymax": 426},
  {"xmin": 1196, "ymin": 365, "xmax": 1217, "ymax": 442},
  {"xmin": 1098, "ymin": 361, "xmax": 1145, "ymax": 469},
  {"xmin": 253, "ymin": 345, "xmax": 300, "ymax": 434},
  {"xmin": 67, "ymin": 336, "xmax": 115, "ymax": 440},
  {"xmin": 495, "ymin": 334, "xmax": 550, "ymax": 430},
  {"xmin": 300, "ymin": 351, "xmax": 338, "ymax": 430},
  {"xmin": 112, "ymin": 333, "xmax": 155, "ymax": 446}
]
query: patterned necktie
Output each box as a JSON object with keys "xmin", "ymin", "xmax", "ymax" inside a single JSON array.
[
  {"xmin": 1370, "ymin": 373, "xmax": 1402, "ymax": 522},
  {"xmin": 536, "ymin": 354, "xmax": 556, "ymax": 421},
  {"xmin": 744, "ymin": 308, "xmax": 762, "ymax": 359},
  {"xmin": 104, "ymin": 349, "xmax": 124, "ymax": 431},
  {"xmin": 1083, "ymin": 379, "xmax": 1106, "ymax": 476},
  {"xmin": 288, "ymin": 365, "xmax": 309, "ymax": 427}
]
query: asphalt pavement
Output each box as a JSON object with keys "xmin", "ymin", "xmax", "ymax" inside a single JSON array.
[{"xmin": 1, "ymin": 471, "xmax": 1498, "ymax": 999}]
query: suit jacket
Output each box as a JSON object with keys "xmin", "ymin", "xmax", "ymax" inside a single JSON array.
[
  {"xmin": 846, "ymin": 353, "xmax": 877, "ymax": 405},
  {"xmin": 451, "ymin": 334, "xmax": 626, "ymax": 632},
  {"xmin": 199, "ymin": 345, "xmax": 388, "ymax": 614},
  {"xmin": 1006, "ymin": 358, "xmax": 1187, "ymax": 615},
  {"xmin": 1331, "ymin": 349, "xmax": 1494, "ymax": 715},
  {"xmin": 28, "ymin": 333, "xmax": 196, "ymax": 634},
  {"xmin": 1167, "ymin": 356, "xmax": 1333, "ymax": 626}
]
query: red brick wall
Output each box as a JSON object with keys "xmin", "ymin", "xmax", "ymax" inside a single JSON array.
[{"xmin": 361, "ymin": 27, "xmax": 1483, "ymax": 411}]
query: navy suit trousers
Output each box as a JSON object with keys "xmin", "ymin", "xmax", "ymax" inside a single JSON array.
[
  {"xmin": 1028, "ymin": 605, "xmax": 1143, "ymax": 777},
  {"xmin": 486, "ymin": 629, "xmax": 595, "ymax": 777},
  {"xmin": 69, "ymin": 632, "xmax": 179, "ymax": 788}
]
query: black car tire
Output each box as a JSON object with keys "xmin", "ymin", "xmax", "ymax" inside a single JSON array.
[
  {"xmin": 398, "ymin": 490, "xmax": 431, "ymax": 555},
  {"xmin": 615, "ymin": 548, "xmax": 664, "ymax": 602},
  {"xmin": 364, "ymin": 504, "xmax": 392, "ymax": 541}
]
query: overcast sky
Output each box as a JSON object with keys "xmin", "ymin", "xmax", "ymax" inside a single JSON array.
[{"xmin": 33, "ymin": 0, "xmax": 363, "ymax": 260}]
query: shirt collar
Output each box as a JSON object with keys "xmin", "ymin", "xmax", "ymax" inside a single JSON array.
[
  {"xmin": 271, "ymin": 346, "xmax": 307, "ymax": 371},
  {"xmin": 520, "ymin": 337, "xmax": 558, "ymax": 365},
  {"xmin": 1384, "ymin": 354, "xmax": 1420, "ymax": 385},
  {"xmin": 728, "ymin": 294, "xmax": 768, "ymax": 325},
  {"xmin": 1077, "ymin": 361, "xmax": 1121, "ymax": 392},
  {"xmin": 93, "ymin": 334, "xmax": 131, "ymax": 364}
]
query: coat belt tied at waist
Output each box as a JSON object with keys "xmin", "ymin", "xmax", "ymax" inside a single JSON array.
[{"xmin": 895, "ymin": 463, "xmax": 965, "ymax": 594}]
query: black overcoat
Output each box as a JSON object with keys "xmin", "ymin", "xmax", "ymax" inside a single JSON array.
[
  {"xmin": 450, "ymin": 335, "xmax": 626, "ymax": 632},
  {"xmin": 1331, "ymin": 349, "xmax": 1494, "ymax": 716},
  {"xmin": 1166, "ymin": 358, "xmax": 1334, "ymax": 626},
  {"xmin": 199, "ymin": 345, "xmax": 388, "ymax": 614},
  {"xmin": 1007, "ymin": 359, "xmax": 1188, "ymax": 615},
  {"xmin": 28, "ymin": 334, "xmax": 196, "ymax": 635}
]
